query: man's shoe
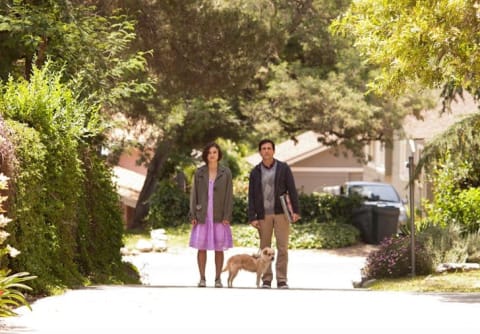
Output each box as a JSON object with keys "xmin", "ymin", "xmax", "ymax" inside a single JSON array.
[
  {"xmin": 198, "ymin": 279, "xmax": 206, "ymax": 288},
  {"xmin": 261, "ymin": 280, "xmax": 271, "ymax": 288},
  {"xmin": 277, "ymin": 281, "xmax": 289, "ymax": 289}
]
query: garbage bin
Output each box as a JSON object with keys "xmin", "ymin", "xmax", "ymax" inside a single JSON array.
[
  {"xmin": 352, "ymin": 205, "xmax": 375, "ymax": 244},
  {"xmin": 352, "ymin": 205, "xmax": 400, "ymax": 244},
  {"xmin": 372, "ymin": 206, "xmax": 399, "ymax": 244}
]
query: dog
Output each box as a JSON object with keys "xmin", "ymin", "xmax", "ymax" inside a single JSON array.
[{"xmin": 222, "ymin": 247, "xmax": 275, "ymax": 288}]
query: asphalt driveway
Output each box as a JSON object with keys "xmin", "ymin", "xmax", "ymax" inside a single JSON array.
[{"xmin": 124, "ymin": 244, "xmax": 372, "ymax": 289}]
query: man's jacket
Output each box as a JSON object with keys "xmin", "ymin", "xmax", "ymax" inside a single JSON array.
[{"xmin": 248, "ymin": 159, "xmax": 300, "ymax": 222}]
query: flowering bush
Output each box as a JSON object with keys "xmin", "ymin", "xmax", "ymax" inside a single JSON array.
[
  {"xmin": 362, "ymin": 235, "xmax": 433, "ymax": 280},
  {"xmin": 0, "ymin": 173, "xmax": 36, "ymax": 317}
]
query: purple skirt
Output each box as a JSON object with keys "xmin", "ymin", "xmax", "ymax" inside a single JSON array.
[{"xmin": 189, "ymin": 220, "xmax": 233, "ymax": 251}]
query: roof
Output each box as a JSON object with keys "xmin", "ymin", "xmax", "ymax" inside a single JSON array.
[
  {"xmin": 112, "ymin": 166, "xmax": 145, "ymax": 207},
  {"xmin": 246, "ymin": 131, "xmax": 329, "ymax": 165},
  {"xmin": 403, "ymin": 93, "xmax": 478, "ymax": 141}
]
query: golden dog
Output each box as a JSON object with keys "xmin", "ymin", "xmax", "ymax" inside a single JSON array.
[{"xmin": 222, "ymin": 247, "xmax": 275, "ymax": 288}]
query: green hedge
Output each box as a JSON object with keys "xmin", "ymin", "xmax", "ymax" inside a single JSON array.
[
  {"xmin": 298, "ymin": 192, "xmax": 363, "ymax": 224},
  {"xmin": 147, "ymin": 185, "xmax": 362, "ymax": 249},
  {"xmin": 0, "ymin": 66, "xmax": 139, "ymax": 294},
  {"xmin": 147, "ymin": 184, "xmax": 364, "ymax": 229}
]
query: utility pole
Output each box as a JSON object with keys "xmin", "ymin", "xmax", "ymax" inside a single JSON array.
[{"xmin": 407, "ymin": 140, "xmax": 416, "ymax": 277}]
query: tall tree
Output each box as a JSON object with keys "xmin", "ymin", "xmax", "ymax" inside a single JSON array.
[
  {"xmin": 132, "ymin": 97, "xmax": 249, "ymax": 227},
  {"xmin": 126, "ymin": 1, "xmax": 281, "ymax": 227},
  {"xmin": 238, "ymin": 0, "xmax": 433, "ymax": 158}
]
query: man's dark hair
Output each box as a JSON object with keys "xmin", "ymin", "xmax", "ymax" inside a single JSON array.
[
  {"xmin": 258, "ymin": 139, "xmax": 275, "ymax": 151},
  {"xmin": 202, "ymin": 142, "xmax": 223, "ymax": 164}
]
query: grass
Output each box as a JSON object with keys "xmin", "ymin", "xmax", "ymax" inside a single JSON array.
[
  {"xmin": 123, "ymin": 224, "xmax": 258, "ymax": 249},
  {"xmin": 124, "ymin": 225, "xmax": 480, "ymax": 293},
  {"xmin": 123, "ymin": 225, "xmax": 191, "ymax": 249},
  {"xmin": 367, "ymin": 271, "xmax": 480, "ymax": 292}
]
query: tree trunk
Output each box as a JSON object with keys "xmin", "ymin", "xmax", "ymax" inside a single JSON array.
[
  {"xmin": 25, "ymin": 56, "xmax": 32, "ymax": 81},
  {"xmin": 131, "ymin": 138, "xmax": 173, "ymax": 229}
]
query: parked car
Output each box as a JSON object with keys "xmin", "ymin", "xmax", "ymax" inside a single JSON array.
[{"xmin": 338, "ymin": 181, "xmax": 408, "ymax": 226}]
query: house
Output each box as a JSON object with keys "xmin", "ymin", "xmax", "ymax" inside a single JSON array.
[
  {"xmin": 366, "ymin": 93, "xmax": 478, "ymax": 207},
  {"xmin": 112, "ymin": 148, "xmax": 147, "ymax": 229},
  {"xmin": 245, "ymin": 131, "xmax": 364, "ymax": 194}
]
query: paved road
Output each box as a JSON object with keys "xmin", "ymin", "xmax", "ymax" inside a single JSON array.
[
  {"xmin": 126, "ymin": 246, "xmax": 369, "ymax": 289},
  {"xmin": 1, "ymin": 246, "xmax": 480, "ymax": 333}
]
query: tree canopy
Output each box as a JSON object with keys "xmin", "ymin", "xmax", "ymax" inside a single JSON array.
[
  {"xmin": 331, "ymin": 0, "xmax": 480, "ymax": 185},
  {"xmin": 1, "ymin": 0, "xmax": 436, "ymax": 228},
  {"xmin": 331, "ymin": 0, "xmax": 480, "ymax": 101},
  {"xmin": 237, "ymin": 0, "xmax": 432, "ymax": 158}
]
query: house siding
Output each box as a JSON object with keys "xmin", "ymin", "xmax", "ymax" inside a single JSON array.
[
  {"xmin": 293, "ymin": 171, "xmax": 362, "ymax": 194},
  {"xmin": 289, "ymin": 148, "xmax": 364, "ymax": 193},
  {"xmin": 294, "ymin": 149, "xmax": 363, "ymax": 168},
  {"xmin": 246, "ymin": 134, "xmax": 366, "ymax": 195}
]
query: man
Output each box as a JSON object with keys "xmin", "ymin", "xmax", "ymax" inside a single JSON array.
[{"xmin": 248, "ymin": 139, "xmax": 300, "ymax": 289}]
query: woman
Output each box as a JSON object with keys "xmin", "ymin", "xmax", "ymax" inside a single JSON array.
[{"xmin": 189, "ymin": 142, "xmax": 233, "ymax": 288}]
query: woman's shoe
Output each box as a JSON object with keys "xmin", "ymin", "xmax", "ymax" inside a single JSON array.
[
  {"xmin": 214, "ymin": 278, "xmax": 223, "ymax": 288},
  {"xmin": 198, "ymin": 279, "xmax": 206, "ymax": 287}
]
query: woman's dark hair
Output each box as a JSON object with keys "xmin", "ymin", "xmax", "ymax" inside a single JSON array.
[
  {"xmin": 258, "ymin": 139, "xmax": 275, "ymax": 151},
  {"xmin": 202, "ymin": 142, "xmax": 223, "ymax": 164}
]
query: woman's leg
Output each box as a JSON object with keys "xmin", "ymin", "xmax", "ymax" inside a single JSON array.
[
  {"xmin": 197, "ymin": 250, "xmax": 207, "ymax": 280},
  {"xmin": 214, "ymin": 251, "xmax": 224, "ymax": 280}
]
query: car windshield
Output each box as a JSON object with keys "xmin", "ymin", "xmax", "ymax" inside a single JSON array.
[{"xmin": 349, "ymin": 184, "xmax": 400, "ymax": 202}]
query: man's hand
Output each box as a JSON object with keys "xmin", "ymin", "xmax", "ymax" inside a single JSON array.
[
  {"xmin": 292, "ymin": 213, "xmax": 300, "ymax": 223},
  {"xmin": 250, "ymin": 220, "xmax": 260, "ymax": 229}
]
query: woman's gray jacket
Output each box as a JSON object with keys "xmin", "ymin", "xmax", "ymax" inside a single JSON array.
[{"xmin": 189, "ymin": 165, "xmax": 233, "ymax": 223}]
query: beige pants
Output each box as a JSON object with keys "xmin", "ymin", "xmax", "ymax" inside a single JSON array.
[{"xmin": 258, "ymin": 213, "xmax": 290, "ymax": 283}]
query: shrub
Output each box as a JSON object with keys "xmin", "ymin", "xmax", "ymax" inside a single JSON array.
[
  {"xmin": 231, "ymin": 225, "xmax": 259, "ymax": 248},
  {"xmin": 0, "ymin": 271, "xmax": 36, "ymax": 317},
  {"xmin": 363, "ymin": 223, "xmax": 480, "ymax": 280},
  {"xmin": 147, "ymin": 180, "xmax": 190, "ymax": 229},
  {"xmin": 290, "ymin": 222, "xmax": 359, "ymax": 249},
  {"xmin": 147, "ymin": 182, "xmax": 249, "ymax": 228},
  {"xmin": 232, "ymin": 222, "xmax": 359, "ymax": 249},
  {"xmin": 362, "ymin": 235, "xmax": 433, "ymax": 280},
  {"xmin": 0, "ymin": 174, "xmax": 36, "ymax": 317},
  {"xmin": 1, "ymin": 64, "xmax": 134, "ymax": 293},
  {"xmin": 465, "ymin": 232, "xmax": 480, "ymax": 263},
  {"xmin": 417, "ymin": 223, "xmax": 469, "ymax": 265},
  {"xmin": 232, "ymin": 194, "xmax": 248, "ymax": 225},
  {"xmin": 455, "ymin": 188, "xmax": 480, "ymax": 234},
  {"xmin": 157, "ymin": 182, "xmax": 363, "ymax": 248},
  {"xmin": 422, "ymin": 153, "xmax": 477, "ymax": 233},
  {"xmin": 76, "ymin": 151, "xmax": 131, "ymax": 283},
  {"xmin": 298, "ymin": 192, "xmax": 363, "ymax": 224}
]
